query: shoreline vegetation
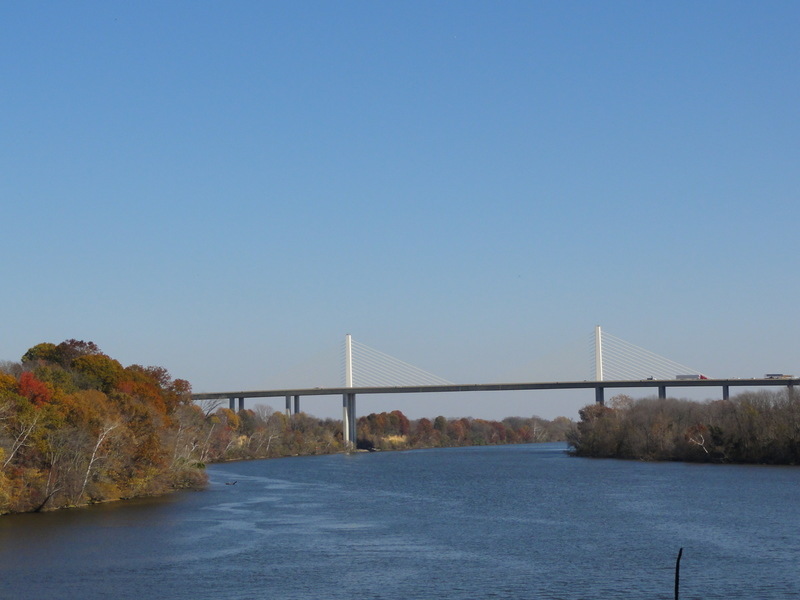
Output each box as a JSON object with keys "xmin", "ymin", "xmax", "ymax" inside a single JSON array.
[
  {"xmin": 567, "ymin": 391, "xmax": 800, "ymax": 464},
  {"xmin": 1, "ymin": 340, "xmax": 571, "ymax": 515}
]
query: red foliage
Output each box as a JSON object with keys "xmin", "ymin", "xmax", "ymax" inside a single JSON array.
[{"xmin": 18, "ymin": 371, "xmax": 53, "ymax": 406}]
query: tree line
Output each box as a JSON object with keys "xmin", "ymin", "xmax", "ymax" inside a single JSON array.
[
  {"xmin": 355, "ymin": 411, "xmax": 572, "ymax": 451},
  {"xmin": 1, "ymin": 340, "xmax": 573, "ymax": 514},
  {"xmin": 567, "ymin": 390, "xmax": 800, "ymax": 464},
  {"xmin": 189, "ymin": 405, "xmax": 572, "ymax": 461}
]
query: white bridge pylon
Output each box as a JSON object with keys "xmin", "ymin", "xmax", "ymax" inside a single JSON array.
[
  {"xmin": 341, "ymin": 334, "xmax": 453, "ymax": 446},
  {"xmin": 593, "ymin": 325, "xmax": 706, "ymax": 381}
]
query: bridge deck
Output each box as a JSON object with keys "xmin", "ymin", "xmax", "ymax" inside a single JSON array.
[{"xmin": 192, "ymin": 378, "xmax": 798, "ymax": 400}]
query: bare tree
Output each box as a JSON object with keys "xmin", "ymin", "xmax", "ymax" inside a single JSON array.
[
  {"xmin": 197, "ymin": 398, "xmax": 224, "ymax": 418},
  {"xmin": 78, "ymin": 421, "xmax": 120, "ymax": 501},
  {"xmin": 0, "ymin": 361, "xmax": 22, "ymax": 377},
  {"xmin": 3, "ymin": 407, "xmax": 41, "ymax": 468}
]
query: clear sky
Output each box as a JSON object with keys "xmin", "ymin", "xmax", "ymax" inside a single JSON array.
[{"xmin": 3, "ymin": 1, "xmax": 799, "ymax": 421}]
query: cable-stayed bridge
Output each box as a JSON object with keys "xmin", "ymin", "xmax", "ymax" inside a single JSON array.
[
  {"xmin": 343, "ymin": 337, "xmax": 455, "ymax": 388},
  {"xmin": 592, "ymin": 328, "xmax": 705, "ymax": 381},
  {"xmin": 192, "ymin": 328, "xmax": 798, "ymax": 447}
]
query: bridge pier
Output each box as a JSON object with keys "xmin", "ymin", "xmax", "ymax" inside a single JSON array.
[
  {"xmin": 723, "ymin": 385, "xmax": 730, "ymax": 400},
  {"xmin": 595, "ymin": 387, "xmax": 604, "ymax": 405},
  {"xmin": 293, "ymin": 395, "xmax": 300, "ymax": 414},
  {"xmin": 285, "ymin": 395, "xmax": 291, "ymax": 417},
  {"xmin": 658, "ymin": 385, "xmax": 666, "ymax": 400},
  {"xmin": 342, "ymin": 393, "xmax": 356, "ymax": 449}
]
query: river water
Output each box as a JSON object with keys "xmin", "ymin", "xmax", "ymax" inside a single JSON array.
[{"xmin": 1, "ymin": 443, "xmax": 798, "ymax": 600}]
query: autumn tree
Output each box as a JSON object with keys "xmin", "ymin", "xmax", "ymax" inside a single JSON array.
[
  {"xmin": 71, "ymin": 354, "xmax": 124, "ymax": 393},
  {"xmin": 17, "ymin": 371, "xmax": 53, "ymax": 407}
]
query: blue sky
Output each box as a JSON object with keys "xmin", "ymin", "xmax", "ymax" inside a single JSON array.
[{"xmin": 3, "ymin": 1, "xmax": 799, "ymax": 420}]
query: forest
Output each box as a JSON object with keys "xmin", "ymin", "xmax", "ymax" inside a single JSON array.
[
  {"xmin": 567, "ymin": 390, "xmax": 800, "ymax": 464},
  {"xmin": 1, "ymin": 340, "xmax": 571, "ymax": 514}
]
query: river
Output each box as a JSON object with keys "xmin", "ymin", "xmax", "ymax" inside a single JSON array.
[{"xmin": 0, "ymin": 443, "xmax": 798, "ymax": 599}]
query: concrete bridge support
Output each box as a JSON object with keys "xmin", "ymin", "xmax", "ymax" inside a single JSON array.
[
  {"xmin": 658, "ymin": 385, "xmax": 666, "ymax": 400},
  {"xmin": 342, "ymin": 393, "xmax": 356, "ymax": 449},
  {"xmin": 723, "ymin": 385, "xmax": 730, "ymax": 400},
  {"xmin": 284, "ymin": 395, "xmax": 303, "ymax": 416},
  {"xmin": 595, "ymin": 387, "xmax": 604, "ymax": 405}
]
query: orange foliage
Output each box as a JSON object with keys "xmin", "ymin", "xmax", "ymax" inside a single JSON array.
[{"xmin": 59, "ymin": 389, "xmax": 113, "ymax": 428}]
